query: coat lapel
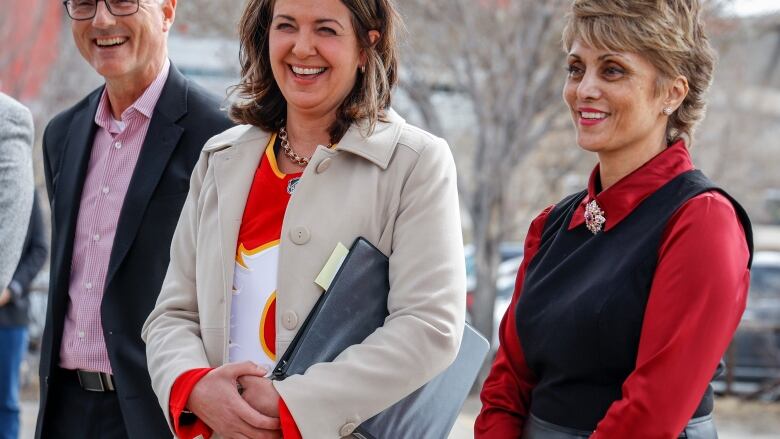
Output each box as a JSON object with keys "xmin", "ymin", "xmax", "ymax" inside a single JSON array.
[
  {"xmin": 212, "ymin": 129, "xmax": 269, "ymax": 301},
  {"xmin": 105, "ymin": 67, "xmax": 187, "ymax": 285},
  {"xmin": 50, "ymin": 91, "xmax": 100, "ymax": 314}
]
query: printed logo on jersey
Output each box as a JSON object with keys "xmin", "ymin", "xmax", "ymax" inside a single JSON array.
[{"xmin": 287, "ymin": 177, "xmax": 301, "ymax": 195}]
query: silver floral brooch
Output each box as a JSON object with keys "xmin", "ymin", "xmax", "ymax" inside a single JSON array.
[{"xmin": 584, "ymin": 200, "xmax": 606, "ymax": 234}]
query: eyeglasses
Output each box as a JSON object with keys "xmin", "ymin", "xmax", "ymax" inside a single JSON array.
[{"xmin": 63, "ymin": 0, "xmax": 140, "ymax": 21}]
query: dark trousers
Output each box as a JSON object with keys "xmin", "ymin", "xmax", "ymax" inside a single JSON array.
[
  {"xmin": 40, "ymin": 368, "xmax": 129, "ymax": 439},
  {"xmin": 0, "ymin": 326, "xmax": 27, "ymax": 439}
]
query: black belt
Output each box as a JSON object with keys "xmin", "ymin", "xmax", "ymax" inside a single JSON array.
[{"xmin": 72, "ymin": 369, "xmax": 116, "ymax": 392}]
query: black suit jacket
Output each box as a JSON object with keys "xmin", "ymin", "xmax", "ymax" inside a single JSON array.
[
  {"xmin": 0, "ymin": 192, "xmax": 47, "ymax": 327},
  {"xmin": 36, "ymin": 64, "xmax": 234, "ymax": 438}
]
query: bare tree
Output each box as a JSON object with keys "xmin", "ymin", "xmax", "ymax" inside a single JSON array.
[
  {"xmin": 397, "ymin": 0, "xmax": 570, "ymax": 351},
  {"xmin": 764, "ymin": 28, "xmax": 780, "ymax": 84}
]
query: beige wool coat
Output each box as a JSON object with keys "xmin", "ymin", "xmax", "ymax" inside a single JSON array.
[{"xmin": 142, "ymin": 109, "xmax": 466, "ymax": 438}]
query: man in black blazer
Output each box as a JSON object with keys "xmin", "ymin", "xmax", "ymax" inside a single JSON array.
[{"xmin": 36, "ymin": 1, "xmax": 233, "ymax": 437}]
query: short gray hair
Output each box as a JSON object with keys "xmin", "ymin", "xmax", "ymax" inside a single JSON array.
[{"xmin": 563, "ymin": 0, "xmax": 717, "ymax": 143}]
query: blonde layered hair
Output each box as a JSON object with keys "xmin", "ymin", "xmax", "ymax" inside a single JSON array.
[
  {"xmin": 562, "ymin": 0, "xmax": 716, "ymax": 143},
  {"xmin": 230, "ymin": 0, "xmax": 401, "ymax": 143}
]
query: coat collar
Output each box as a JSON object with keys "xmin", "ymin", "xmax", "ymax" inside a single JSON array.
[
  {"xmin": 203, "ymin": 108, "xmax": 406, "ymax": 170},
  {"xmin": 336, "ymin": 108, "xmax": 405, "ymax": 170}
]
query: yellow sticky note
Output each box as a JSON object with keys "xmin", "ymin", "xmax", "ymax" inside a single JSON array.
[{"xmin": 315, "ymin": 242, "xmax": 349, "ymax": 291}]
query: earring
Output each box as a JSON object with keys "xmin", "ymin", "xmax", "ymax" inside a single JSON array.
[
  {"xmin": 663, "ymin": 107, "xmax": 673, "ymax": 116},
  {"xmin": 360, "ymin": 65, "xmax": 366, "ymax": 74}
]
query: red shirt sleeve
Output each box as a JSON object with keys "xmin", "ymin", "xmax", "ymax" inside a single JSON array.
[
  {"xmin": 475, "ymin": 206, "xmax": 553, "ymax": 438},
  {"xmin": 170, "ymin": 368, "xmax": 214, "ymax": 439},
  {"xmin": 172, "ymin": 369, "xmax": 296, "ymax": 439},
  {"xmin": 279, "ymin": 398, "xmax": 302, "ymax": 439},
  {"xmin": 592, "ymin": 192, "xmax": 750, "ymax": 439}
]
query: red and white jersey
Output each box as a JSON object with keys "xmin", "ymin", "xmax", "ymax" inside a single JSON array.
[{"xmin": 229, "ymin": 134, "xmax": 301, "ymax": 369}]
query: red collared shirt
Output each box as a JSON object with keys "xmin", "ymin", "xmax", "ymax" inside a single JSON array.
[
  {"xmin": 476, "ymin": 140, "xmax": 750, "ymax": 438},
  {"xmin": 59, "ymin": 59, "xmax": 171, "ymax": 373}
]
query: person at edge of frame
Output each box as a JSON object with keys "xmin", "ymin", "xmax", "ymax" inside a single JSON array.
[{"xmin": 0, "ymin": 92, "xmax": 39, "ymax": 439}]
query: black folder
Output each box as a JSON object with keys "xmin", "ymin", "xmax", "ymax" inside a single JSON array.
[{"xmin": 272, "ymin": 237, "xmax": 489, "ymax": 438}]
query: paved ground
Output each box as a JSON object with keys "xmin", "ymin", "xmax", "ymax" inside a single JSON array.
[
  {"xmin": 20, "ymin": 400, "xmax": 37, "ymax": 439},
  {"xmin": 20, "ymin": 395, "xmax": 780, "ymax": 438}
]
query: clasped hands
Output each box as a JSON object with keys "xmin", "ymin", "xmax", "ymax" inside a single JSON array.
[{"xmin": 188, "ymin": 361, "xmax": 283, "ymax": 439}]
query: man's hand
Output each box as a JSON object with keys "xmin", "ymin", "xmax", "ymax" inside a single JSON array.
[
  {"xmin": 0, "ymin": 288, "xmax": 11, "ymax": 307},
  {"xmin": 238, "ymin": 375, "xmax": 281, "ymax": 418},
  {"xmin": 188, "ymin": 362, "xmax": 281, "ymax": 439}
]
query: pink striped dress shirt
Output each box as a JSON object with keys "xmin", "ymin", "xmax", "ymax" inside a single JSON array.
[{"xmin": 59, "ymin": 60, "xmax": 170, "ymax": 373}]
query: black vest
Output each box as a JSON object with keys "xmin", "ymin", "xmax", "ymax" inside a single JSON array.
[{"xmin": 516, "ymin": 170, "xmax": 753, "ymax": 431}]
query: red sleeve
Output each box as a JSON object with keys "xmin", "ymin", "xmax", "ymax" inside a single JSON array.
[
  {"xmin": 474, "ymin": 206, "xmax": 553, "ymax": 438},
  {"xmin": 279, "ymin": 398, "xmax": 302, "ymax": 439},
  {"xmin": 592, "ymin": 192, "xmax": 750, "ymax": 439},
  {"xmin": 170, "ymin": 368, "xmax": 214, "ymax": 439}
]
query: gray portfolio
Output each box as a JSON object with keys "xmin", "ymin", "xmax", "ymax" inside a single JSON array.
[{"xmin": 272, "ymin": 237, "xmax": 489, "ymax": 439}]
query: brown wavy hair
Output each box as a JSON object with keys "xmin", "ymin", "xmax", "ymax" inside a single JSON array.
[
  {"xmin": 230, "ymin": 0, "xmax": 401, "ymax": 143},
  {"xmin": 562, "ymin": 0, "xmax": 717, "ymax": 143}
]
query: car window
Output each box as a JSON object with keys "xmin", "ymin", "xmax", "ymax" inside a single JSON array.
[
  {"xmin": 745, "ymin": 264, "xmax": 780, "ymax": 322},
  {"xmin": 751, "ymin": 265, "xmax": 780, "ymax": 298}
]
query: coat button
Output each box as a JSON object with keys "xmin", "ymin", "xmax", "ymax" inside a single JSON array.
[
  {"xmin": 282, "ymin": 310, "xmax": 299, "ymax": 330},
  {"xmin": 339, "ymin": 422, "xmax": 357, "ymax": 436},
  {"xmin": 290, "ymin": 226, "xmax": 311, "ymax": 245},
  {"xmin": 316, "ymin": 158, "xmax": 332, "ymax": 174}
]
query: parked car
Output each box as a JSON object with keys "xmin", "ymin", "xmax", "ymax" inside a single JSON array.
[
  {"xmin": 714, "ymin": 251, "xmax": 780, "ymax": 399},
  {"xmin": 489, "ymin": 257, "xmax": 523, "ymax": 353},
  {"xmin": 464, "ymin": 241, "xmax": 523, "ymax": 301},
  {"xmin": 471, "ymin": 250, "xmax": 780, "ymax": 384},
  {"xmin": 465, "ymin": 255, "xmax": 523, "ymax": 354}
]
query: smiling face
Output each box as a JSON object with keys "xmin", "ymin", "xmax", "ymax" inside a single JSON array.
[
  {"xmin": 269, "ymin": 0, "xmax": 365, "ymax": 120},
  {"xmin": 563, "ymin": 39, "xmax": 671, "ymax": 158},
  {"xmin": 71, "ymin": 0, "xmax": 174, "ymax": 87}
]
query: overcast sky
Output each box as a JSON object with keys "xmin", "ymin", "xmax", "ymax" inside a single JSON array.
[{"xmin": 731, "ymin": 0, "xmax": 780, "ymax": 16}]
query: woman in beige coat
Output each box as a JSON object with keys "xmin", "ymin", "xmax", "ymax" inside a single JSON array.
[{"xmin": 142, "ymin": 0, "xmax": 466, "ymax": 438}]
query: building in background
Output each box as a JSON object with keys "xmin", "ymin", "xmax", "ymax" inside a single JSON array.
[
  {"xmin": 167, "ymin": 35, "xmax": 239, "ymax": 100},
  {"xmin": 0, "ymin": 0, "xmax": 61, "ymax": 101}
]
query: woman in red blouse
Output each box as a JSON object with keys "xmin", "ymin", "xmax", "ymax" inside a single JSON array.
[{"xmin": 475, "ymin": 1, "xmax": 752, "ymax": 438}]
